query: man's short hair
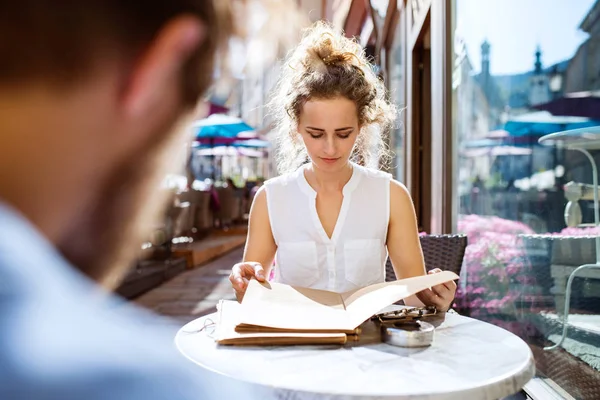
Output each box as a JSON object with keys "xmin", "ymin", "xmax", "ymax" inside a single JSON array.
[{"xmin": 0, "ymin": 1, "xmax": 233, "ymax": 103}]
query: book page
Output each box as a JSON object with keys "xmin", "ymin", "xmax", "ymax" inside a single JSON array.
[
  {"xmin": 341, "ymin": 271, "xmax": 459, "ymax": 327},
  {"xmin": 239, "ymin": 280, "xmax": 353, "ymax": 330},
  {"xmin": 216, "ymin": 300, "xmax": 347, "ymax": 345},
  {"xmin": 239, "ymin": 271, "xmax": 459, "ymax": 331}
]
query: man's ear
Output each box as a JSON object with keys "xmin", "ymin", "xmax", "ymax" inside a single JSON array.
[{"xmin": 121, "ymin": 16, "xmax": 206, "ymax": 120}]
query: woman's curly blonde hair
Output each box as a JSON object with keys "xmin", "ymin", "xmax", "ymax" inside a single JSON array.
[{"xmin": 268, "ymin": 21, "xmax": 396, "ymax": 174}]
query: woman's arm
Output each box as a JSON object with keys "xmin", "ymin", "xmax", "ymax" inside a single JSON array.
[
  {"xmin": 243, "ymin": 186, "xmax": 277, "ymax": 271},
  {"xmin": 387, "ymin": 180, "xmax": 427, "ymax": 280},
  {"xmin": 229, "ymin": 186, "xmax": 277, "ymax": 301},
  {"xmin": 386, "ymin": 180, "xmax": 456, "ymax": 311}
]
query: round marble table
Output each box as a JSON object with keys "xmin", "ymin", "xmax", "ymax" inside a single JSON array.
[{"xmin": 175, "ymin": 310, "xmax": 535, "ymax": 399}]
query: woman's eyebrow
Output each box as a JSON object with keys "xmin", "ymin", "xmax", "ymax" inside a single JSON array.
[{"xmin": 305, "ymin": 126, "xmax": 354, "ymax": 132}]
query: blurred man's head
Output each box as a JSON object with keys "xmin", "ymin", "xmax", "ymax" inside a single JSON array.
[{"xmin": 0, "ymin": 2, "xmax": 234, "ymax": 287}]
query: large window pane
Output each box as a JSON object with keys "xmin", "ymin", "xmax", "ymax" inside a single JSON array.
[
  {"xmin": 388, "ymin": 8, "xmax": 406, "ymax": 181},
  {"xmin": 452, "ymin": 1, "xmax": 600, "ymax": 397}
]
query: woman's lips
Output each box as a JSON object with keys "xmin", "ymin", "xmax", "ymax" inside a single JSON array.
[{"xmin": 321, "ymin": 157, "xmax": 339, "ymax": 164}]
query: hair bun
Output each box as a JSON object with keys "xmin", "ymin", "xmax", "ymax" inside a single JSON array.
[
  {"xmin": 314, "ymin": 34, "xmax": 356, "ymax": 67},
  {"xmin": 322, "ymin": 51, "xmax": 353, "ymax": 66},
  {"xmin": 294, "ymin": 24, "xmax": 362, "ymax": 73}
]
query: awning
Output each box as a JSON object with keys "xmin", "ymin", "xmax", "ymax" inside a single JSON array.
[{"xmin": 533, "ymin": 91, "xmax": 600, "ymax": 120}]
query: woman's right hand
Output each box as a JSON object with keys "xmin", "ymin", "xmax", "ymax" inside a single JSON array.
[{"xmin": 229, "ymin": 262, "xmax": 266, "ymax": 302}]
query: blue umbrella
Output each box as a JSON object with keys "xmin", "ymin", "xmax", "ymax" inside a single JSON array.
[
  {"xmin": 490, "ymin": 112, "xmax": 600, "ymax": 180},
  {"xmin": 192, "ymin": 114, "xmax": 254, "ymax": 139},
  {"xmin": 232, "ymin": 139, "xmax": 270, "ymax": 148},
  {"xmin": 502, "ymin": 111, "xmax": 600, "ymax": 138},
  {"xmin": 192, "ymin": 139, "xmax": 270, "ymax": 149},
  {"xmin": 191, "ymin": 114, "xmax": 255, "ymax": 180},
  {"xmin": 463, "ymin": 138, "xmax": 503, "ymax": 148}
]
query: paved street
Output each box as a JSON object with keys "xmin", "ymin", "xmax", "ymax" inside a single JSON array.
[{"xmin": 134, "ymin": 247, "xmax": 242, "ymax": 335}]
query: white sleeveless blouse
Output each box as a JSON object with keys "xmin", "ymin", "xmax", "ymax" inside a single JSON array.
[{"xmin": 264, "ymin": 162, "xmax": 392, "ymax": 293}]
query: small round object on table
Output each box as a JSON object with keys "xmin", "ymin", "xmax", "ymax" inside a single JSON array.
[{"xmin": 381, "ymin": 320, "xmax": 435, "ymax": 348}]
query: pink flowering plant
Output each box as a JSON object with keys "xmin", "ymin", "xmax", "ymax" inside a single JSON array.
[
  {"xmin": 454, "ymin": 214, "xmax": 540, "ymax": 336},
  {"xmin": 455, "ymin": 214, "xmax": 600, "ymax": 338},
  {"xmin": 556, "ymin": 225, "xmax": 600, "ymax": 236}
]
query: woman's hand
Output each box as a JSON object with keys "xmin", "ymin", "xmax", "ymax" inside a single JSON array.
[
  {"xmin": 229, "ymin": 262, "xmax": 266, "ymax": 302},
  {"xmin": 416, "ymin": 268, "xmax": 457, "ymax": 312}
]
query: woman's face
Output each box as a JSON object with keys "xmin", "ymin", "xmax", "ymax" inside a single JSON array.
[{"xmin": 297, "ymin": 96, "xmax": 359, "ymax": 172}]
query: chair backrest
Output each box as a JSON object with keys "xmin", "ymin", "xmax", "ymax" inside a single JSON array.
[
  {"xmin": 385, "ymin": 234, "xmax": 468, "ymax": 281},
  {"xmin": 215, "ymin": 187, "xmax": 235, "ymax": 222}
]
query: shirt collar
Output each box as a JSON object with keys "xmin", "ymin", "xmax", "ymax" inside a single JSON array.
[{"xmin": 296, "ymin": 162, "xmax": 362, "ymax": 198}]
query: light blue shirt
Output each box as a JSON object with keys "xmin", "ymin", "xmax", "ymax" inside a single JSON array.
[{"xmin": 0, "ymin": 203, "xmax": 271, "ymax": 399}]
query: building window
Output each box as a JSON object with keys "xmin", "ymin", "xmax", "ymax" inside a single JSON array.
[{"xmin": 451, "ymin": 1, "xmax": 600, "ymax": 397}]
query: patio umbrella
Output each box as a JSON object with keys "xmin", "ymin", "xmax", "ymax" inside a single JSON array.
[
  {"xmin": 196, "ymin": 146, "xmax": 263, "ymax": 158},
  {"xmin": 208, "ymin": 102, "xmax": 229, "ymax": 116},
  {"xmin": 462, "ymin": 110, "xmax": 599, "ymax": 148},
  {"xmin": 461, "ymin": 146, "xmax": 533, "ymax": 158},
  {"xmin": 486, "ymin": 129, "xmax": 510, "ymax": 139},
  {"xmin": 192, "ymin": 138, "xmax": 269, "ymax": 149},
  {"xmin": 490, "ymin": 112, "xmax": 600, "ymax": 180},
  {"xmin": 502, "ymin": 111, "xmax": 600, "ymax": 141},
  {"xmin": 191, "ymin": 114, "xmax": 256, "ymax": 179},
  {"xmin": 463, "ymin": 138, "xmax": 504, "ymax": 148},
  {"xmin": 192, "ymin": 138, "xmax": 270, "ymax": 176},
  {"xmin": 192, "ymin": 128, "xmax": 257, "ymax": 148},
  {"xmin": 232, "ymin": 139, "xmax": 270, "ymax": 148},
  {"xmin": 461, "ymin": 145, "xmax": 535, "ymax": 181},
  {"xmin": 193, "ymin": 114, "xmax": 255, "ymax": 139}
]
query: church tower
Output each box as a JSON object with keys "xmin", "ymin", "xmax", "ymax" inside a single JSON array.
[{"xmin": 528, "ymin": 45, "xmax": 551, "ymax": 106}]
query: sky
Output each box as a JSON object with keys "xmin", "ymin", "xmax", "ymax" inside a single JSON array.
[{"xmin": 457, "ymin": 0, "xmax": 596, "ymax": 75}]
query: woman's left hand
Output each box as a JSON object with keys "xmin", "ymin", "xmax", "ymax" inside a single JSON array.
[{"xmin": 415, "ymin": 268, "xmax": 457, "ymax": 312}]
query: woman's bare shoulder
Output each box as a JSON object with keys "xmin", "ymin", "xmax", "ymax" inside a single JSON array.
[{"xmin": 389, "ymin": 179, "xmax": 414, "ymax": 215}]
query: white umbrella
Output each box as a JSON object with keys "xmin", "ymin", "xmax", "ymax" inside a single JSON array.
[
  {"xmin": 196, "ymin": 147, "xmax": 263, "ymax": 158},
  {"xmin": 461, "ymin": 146, "xmax": 533, "ymax": 158}
]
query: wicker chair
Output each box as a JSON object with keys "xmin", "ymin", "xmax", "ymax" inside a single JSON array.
[{"xmin": 385, "ymin": 234, "xmax": 468, "ymax": 281}]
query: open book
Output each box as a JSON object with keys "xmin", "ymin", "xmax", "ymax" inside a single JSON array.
[{"xmin": 216, "ymin": 271, "xmax": 459, "ymax": 346}]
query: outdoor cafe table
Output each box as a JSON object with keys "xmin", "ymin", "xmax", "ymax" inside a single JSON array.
[{"xmin": 175, "ymin": 308, "xmax": 535, "ymax": 399}]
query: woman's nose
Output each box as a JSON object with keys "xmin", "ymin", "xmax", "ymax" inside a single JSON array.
[{"xmin": 323, "ymin": 137, "xmax": 337, "ymax": 155}]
